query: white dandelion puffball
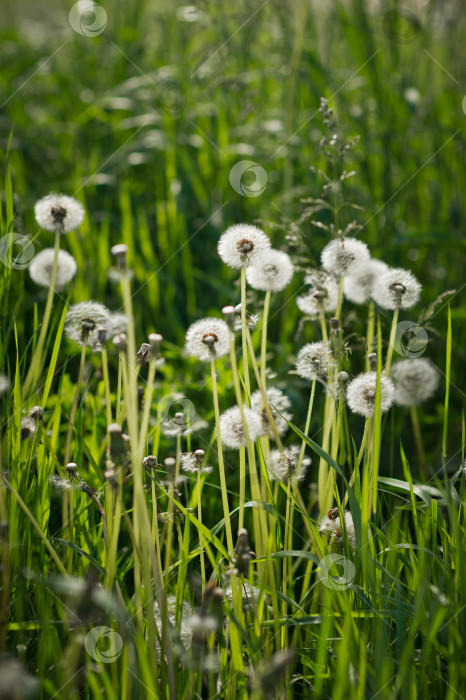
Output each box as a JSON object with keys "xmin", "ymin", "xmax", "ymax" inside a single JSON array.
[
  {"xmin": 346, "ymin": 372, "xmax": 395, "ymax": 418},
  {"xmin": 185, "ymin": 318, "xmax": 230, "ymax": 362},
  {"xmin": 219, "ymin": 405, "xmax": 262, "ymax": 449},
  {"xmin": 0, "ymin": 374, "xmax": 10, "ymax": 394},
  {"xmin": 321, "ymin": 238, "xmax": 370, "ymax": 277},
  {"xmin": 371, "ymin": 267, "xmax": 421, "ymax": 310},
  {"xmin": 250, "ymin": 387, "xmax": 292, "ymax": 438},
  {"xmin": 296, "ymin": 342, "xmax": 333, "ymax": 381},
  {"xmin": 65, "ymin": 301, "xmax": 113, "ymax": 352},
  {"xmin": 153, "ymin": 594, "xmax": 193, "ymax": 660},
  {"xmin": 217, "ymin": 223, "xmax": 271, "ymax": 269},
  {"xmin": 296, "ymin": 275, "xmax": 339, "ymax": 318},
  {"xmin": 109, "ymin": 312, "xmax": 128, "ymax": 336},
  {"xmin": 34, "ymin": 193, "xmax": 84, "ymax": 234},
  {"xmin": 29, "ymin": 248, "xmax": 77, "ymax": 291},
  {"xmin": 267, "ymin": 446, "xmax": 311, "ymax": 484},
  {"xmin": 246, "ymin": 249, "xmax": 294, "ymax": 292},
  {"xmin": 319, "ymin": 509, "xmax": 356, "ymax": 551},
  {"xmin": 391, "ymin": 358, "xmax": 439, "ymax": 407},
  {"xmin": 343, "ymin": 259, "xmax": 389, "ymax": 304}
]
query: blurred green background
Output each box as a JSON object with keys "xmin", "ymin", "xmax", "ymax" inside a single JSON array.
[{"xmin": 1, "ymin": 0, "xmax": 465, "ymax": 464}]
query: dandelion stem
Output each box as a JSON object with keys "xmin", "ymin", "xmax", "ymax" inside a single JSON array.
[
  {"xmin": 319, "ymin": 311, "xmax": 328, "ymax": 344},
  {"xmin": 64, "ymin": 343, "xmax": 87, "ymax": 466},
  {"xmin": 246, "ymin": 329, "xmax": 284, "ymax": 452},
  {"xmin": 385, "ymin": 307, "xmax": 399, "ymax": 376},
  {"xmin": 197, "ymin": 469, "xmax": 206, "ymax": 592},
  {"xmin": 260, "ymin": 290, "xmax": 271, "ymax": 389},
  {"xmin": 240, "ymin": 267, "xmax": 251, "ymax": 400},
  {"xmin": 238, "ymin": 446, "xmax": 246, "ymax": 531},
  {"xmin": 22, "ymin": 231, "xmax": 61, "ymax": 399},
  {"xmin": 410, "ymin": 405, "xmax": 426, "ymax": 477},
  {"xmin": 297, "ymin": 379, "xmax": 315, "ymax": 477},
  {"xmin": 210, "ymin": 359, "xmax": 234, "ymax": 555}
]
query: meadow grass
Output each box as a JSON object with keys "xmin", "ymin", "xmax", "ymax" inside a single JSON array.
[{"xmin": 0, "ymin": 1, "xmax": 465, "ymax": 698}]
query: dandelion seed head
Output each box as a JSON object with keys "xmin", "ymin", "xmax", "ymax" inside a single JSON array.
[
  {"xmin": 267, "ymin": 446, "xmax": 311, "ymax": 483},
  {"xmin": 48, "ymin": 474, "xmax": 74, "ymax": 491},
  {"xmin": 321, "ymin": 238, "xmax": 370, "ymax": 276},
  {"xmin": 319, "ymin": 509, "xmax": 356, "ymax": 551},
  {"xmin": 371, "ymin": 267, "xmax": 421, "ymax": 309},
  {"xmin": 391, "ymin": 358, "xmax": 440, "ymax": 407},
  {"xmin": 250, "ymin": 387, "xmax": 292, "ymax": 438},
  {"xmin": 34, "ymin": 193, "xmax": 84, "ymax": 234},
  {"xmin": 219, "ymin": 405, "xmax": 262, "ymax": 449},
  {"xmin": 233, "ymin": 304, "xmax": 260, "ymax": 331},
  {"xmin": 343, "ymin": 259, "xmax": 389, "ymax": 304},
  {"xmin": 109, "ymin": 312, "xmax": 128, "ymax": 336},
  {"xmin": 246, "ymin": 249, "xmax": 294, "ymax": 292},
  {"xmin": 65, "ymin": 301, "xmax": 113, "ymax": 352},
  {"xmin": 296, "ymin": 342, "xmax": 333, "ymax": 381},
  {"xmin": 296, "ymin": 275, "xmax": 339, "ymax": 318},
  {"xmin": 153, "ymin": 595, "xmax": 193, "ymax": 659},
  {"xmin": 185, "ymin": 318, "xmax": 230, "ymax": 362},
  {"xmin": 346, "ymin": 371, "xmax": 395, "ymax": 418},
  {"xmin": 217, "ymin": 224, "xmax": 271, "ymax": 269},
  {"xmin": 29, "ymin": 248, "xmax": 77, "ymax": 290}
]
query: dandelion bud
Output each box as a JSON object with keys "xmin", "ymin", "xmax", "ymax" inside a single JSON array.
[
  {"xmin": 339, "ymin": 371, "xmax": 349, "ymax": 384},
  {"xmin": 113, "ymin": 333, "xmax": 128, "ymax": 352},
  {"xmin": 136, "ymin": 342, "xmax": 151, "ymax": 366},
  {"xmin": 218, "ymin": 224, "xmax": 271, "ymax": 269},
  {"xmin": 194, "ymin": 448, "xmax": 205, "ymax": 461},
  {"xmin": 346, "ymin": 372, "xmax": 395, "ymax": 418},
  {"xmin": 164, "ymin": 457, "xmax": 176, "ymax": 480},
  {"xmin": 148, "ymin": 333, "xmax": 163, "ymax": 356},
  {"xmin": 367, "ymin": 353, "xmax": 377, "ymax": 371},
  {"xmin": 235, "ymin": 528, "xmax": 252, "ymax": 576},
  {"xmin": 143, "ymin": 455, "xmax": 158, "ymax": 469},
  {"xmin": 222, "ymin": 305, "xmax": 236, "ymax": 327},
  {"xmin": 97, "ymin": 327, "xmax": 108, "ymax": 346},
  {"xmin": 330, "ymin": 317, "xmax": 339, "ymax": 331},
  {"xmin": 110, "ymin": 243, "xmax": 129, "ymax": 271},
  {"xmin": 66, "ymin": 462, "xmax": 78, "ymax": 478}
]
